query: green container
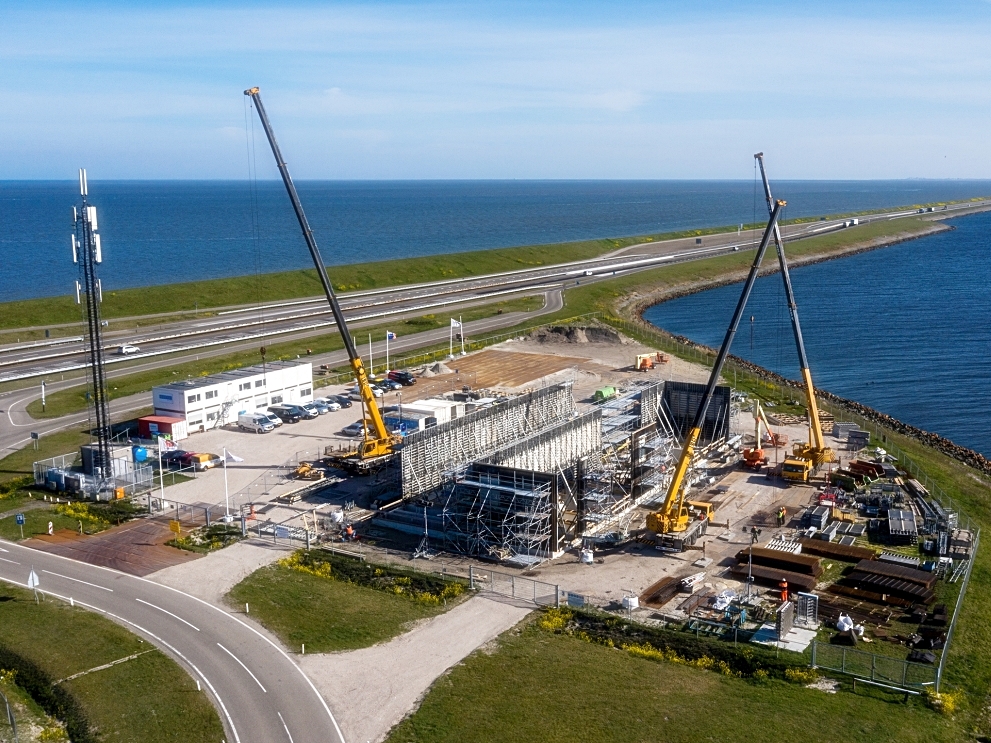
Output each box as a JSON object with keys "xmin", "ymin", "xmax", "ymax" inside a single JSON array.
[{"xmin": 593, "ymin": 386, "xmax": 617, "ymax": 402}]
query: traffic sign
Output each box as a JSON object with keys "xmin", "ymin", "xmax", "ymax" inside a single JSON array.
[
  {"xmin": 274, "ymin": 525, "xmax": 290, "ymax": 540},
  {"xmin": 169, "ymin": 520, "xmax": 181, "ymax": 535},
  {"xmin": 15, "ymin": 514, "xmax": 25, "ymax": 526}
]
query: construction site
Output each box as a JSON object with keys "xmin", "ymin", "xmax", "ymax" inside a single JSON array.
[{"xmin": 31, "ymin": 101, "xmax": 978, "ymax": 693}]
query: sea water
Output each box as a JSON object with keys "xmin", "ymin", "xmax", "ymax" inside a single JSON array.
[
  {"xmin": 643, "ymin": 211, "xmax": 991, "ymax": 457},
  {"xmin": 2, "ymin": 179, "xmax": 990, "ymax": 303}
]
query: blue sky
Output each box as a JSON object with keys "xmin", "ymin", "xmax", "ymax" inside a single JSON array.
[{"xmin": 2, "ymin": 1, "xmax": 990, "ymax": 179}]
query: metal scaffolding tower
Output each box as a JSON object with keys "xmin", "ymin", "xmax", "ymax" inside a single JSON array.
[{"xmin": 73, "ymin": 169, "xmax": 113, "ymax": 480}]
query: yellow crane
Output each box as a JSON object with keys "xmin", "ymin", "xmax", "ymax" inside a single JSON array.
[
  {"xmin": 647, "ymin": 200, "xmax": 786, "ymax": 545},
  {"xmin": 245, "ymin": 87, "xmax": 399, "ymax": 471},
  {"xmin": 754, "ymin": 153, "xmax": 834, "ymax": 477}
]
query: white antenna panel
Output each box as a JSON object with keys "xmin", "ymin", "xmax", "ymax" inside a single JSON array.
[
  {"xmin": 79, "ymin": 168, "xmax": 88, "ymax": 196},
  {"xmin": 94, "ymin": 234, "xmax": 102, "ymax": 263},
  {"xmin": 75, "ymin": 280, "xmax": 81, "ymax": 304},
  {"xmin": 86, "ymin": 206, "xmax": 98, "ymax": 230},
  {"xmin": 97, "ymin": 279, "xmax": 103, "ymax": 303},
  {"xmin": 72, "ymin": 234, "xmax": 78, "ymax": 264}
]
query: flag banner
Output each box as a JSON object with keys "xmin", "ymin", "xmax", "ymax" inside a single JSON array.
[
  {"xmin": 450, "ymin": 318, "xmax": 462, "ymax": 328},
  {"xmin": 225, "ymin": 450, "xmax": 244, "ymax": 463}
]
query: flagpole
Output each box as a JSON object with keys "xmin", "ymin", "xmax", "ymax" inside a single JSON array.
[
  {"xmin": 386, "ymin": 332, "xmax": 389, "ymax": 371},
  {"xmin": 449, "ymin": 321, "xmax": 453, "ymax": 359},
  {"xmin": 369, "ymin": 334, "xmax": 373, "ymax": 376},
  {"xmin": 157, "ymin": 437, "xmax": 166, "ymax": 514},
  {"xmin": 223, "ymin": 447, "xmax": 230, "ymax": 519},
  {"xmin": 460, "ymin": 316, "xmax": 465, "ymax": 355}
]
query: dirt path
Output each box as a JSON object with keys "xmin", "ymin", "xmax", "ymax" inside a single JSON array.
[{"xmin": 300, "ymin": 593, "xmax": 532, "ymax": 743}]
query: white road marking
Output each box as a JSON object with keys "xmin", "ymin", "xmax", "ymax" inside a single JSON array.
[
  {"xmin": 217, "ymin": 643, "xmax": 267, "ymax": 693},
  {"xmin": 135, "ymin": 598, "xmax": 200, "ymax": 631},
  {"xmin": 277, "ymin": 712, "xmax": 295, "ymax": 743},
  {"xmin": 0, "ymin": 546, "xmax": 9, "ymax": 552},
  {"xmin": 42, "ymin": 569, "xmax": 113, "ymax": 591},
  {"xmin": 0, "ymin": 557, "xmax": 20, "ymax": 565}
]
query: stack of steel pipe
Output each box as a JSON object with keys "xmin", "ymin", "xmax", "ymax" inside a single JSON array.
[
  {"xmin": 799, "ymin": 538, "xmax": 876, "ymax": 562},
  {"xmin": 729, "ymin": 563, "xmax": 816, "ymax": 593},
  {"xmin": 735, "ymin": 547, "xmax": 823, "ymax": 577}
]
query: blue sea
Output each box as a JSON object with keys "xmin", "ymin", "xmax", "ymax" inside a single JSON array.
[
  {"xmin": 643, "ymin": 211, "xmax": 991, "ymax": 458},
  {"xmin": 2, "ymin": 179, "xmax": 990, "ymax": 303}
]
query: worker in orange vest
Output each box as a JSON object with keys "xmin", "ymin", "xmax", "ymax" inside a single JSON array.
[
  {"xmin": 779, "ymin": 579, "xmax": 789, "ymax": 602},
  {"xmin": 344, "ymin": 524, "xmax": 354, "ymax": 541}
]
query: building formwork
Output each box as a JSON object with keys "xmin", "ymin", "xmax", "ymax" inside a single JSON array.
[{"xmin": 397, "ymin": 383, "xmax": 576, "ymax": 498}]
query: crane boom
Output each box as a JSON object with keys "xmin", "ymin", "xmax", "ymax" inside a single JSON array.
[
  {"xmin": 754, "ymin": 153, "xmax": 828, "ymax": 455},
  {"xmin": 651, "ymin": 200, "xmax": 785, "ymax": 533},
  {"xmin": 244, "ymin": 87, "xmax": 395, "ymax": 460}
]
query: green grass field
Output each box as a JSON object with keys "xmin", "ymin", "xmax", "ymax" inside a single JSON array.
[
  {"xmin": 0, "ymin": 582, "xmax": 224, "ymax": 742},
  {"xmin": 385, "ymin": 624, "xmax": 965, "ymax": 743},
  {"xmin": 0, "ymin": 429, "xmax": 93, "ymax": 485},
  {"xmin": 227, "ymin": 561, "xmax": 459, "ymax": 653}
]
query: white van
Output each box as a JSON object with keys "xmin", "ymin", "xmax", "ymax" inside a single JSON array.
[{"xmin": 238, "ymin": 413, "xmax": 275, "ymax": 433}]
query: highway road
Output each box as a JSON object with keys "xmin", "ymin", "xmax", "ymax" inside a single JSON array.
[
  {"xmin": 0, "ymin": 537, "xmax": 345, "ymax": 743},
  {"xmin": 6, "ymin": 201, "xmax": 981, "ymax": 385}
]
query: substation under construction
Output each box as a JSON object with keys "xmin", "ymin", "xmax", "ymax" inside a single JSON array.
[{"xmin": 375, "ymin": 379, "xmax": 732, "ymax": 566}]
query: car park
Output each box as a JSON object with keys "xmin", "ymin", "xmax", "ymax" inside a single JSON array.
[
  {"xmin": 268, "ymin": 405, "xmax": 301, "ymax": 424},
  {"xmin": 117, "ymin": 344, "xmax": 140, "ymax": 355},
  {"xmin": 289, "ymin": 403, "xmax": 318, "ymax": 420},
  {"xmin": 330, "ymin": 395, "xmax": 352, "ymax": 408},
  {"xmin": 238, "ymin": 413, "xmax": 275, "ymax": 433},
  {"xmin": 263, "ymin": 411, "xmax": 283, "ymax": 427},
  {"xmin": 387, "ymin": 370, "xmax": 416, "ymax": 386},
  {"xmin": 341, "ymin": 420, "xmax": 366, "ymax": 437},
  {"xmin": 303, "ymin": 401, "xmax": 327, "ymax": 416}
]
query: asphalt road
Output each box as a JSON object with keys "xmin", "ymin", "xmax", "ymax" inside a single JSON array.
[{"xmin": 0, "ymin": 537, "xmax": 345, "ymax": 743}]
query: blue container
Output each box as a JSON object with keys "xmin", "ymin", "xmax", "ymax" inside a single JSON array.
[{"xmin": 133, "ymin": 447, "xmax": 148, "ymax": 462}]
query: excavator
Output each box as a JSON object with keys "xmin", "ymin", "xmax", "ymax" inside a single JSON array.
[
  {"xmin": 755, "ymin": 154, "xmax": 835, "ymax": 483},
  {"xmin": 646, "ymin": 200, "xmax": 786, "ymax": 549},
  {"xmin": 246, "ymin": 87, "xmax": 399, "ymax": 473}
]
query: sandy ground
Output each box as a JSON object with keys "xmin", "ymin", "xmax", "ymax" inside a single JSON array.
[{"xmin": 299, "ymin": 593, "xmax": 532, "ymax": 743}]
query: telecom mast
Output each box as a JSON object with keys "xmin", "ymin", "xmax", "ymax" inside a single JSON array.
[{"xmin": 73, "ymin": 169, "xmax": 113, "ymax": 479}]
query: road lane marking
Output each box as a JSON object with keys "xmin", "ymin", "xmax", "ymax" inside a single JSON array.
[
  {"xmin": 217, "ymin": 643, "xmax": 267, "ymax": 693},
  {"xmin": 135, "ymin": 598, "xmax": 200, "ymax": 631},
  {"xmin": 0, "ymin": 546, "xmax": 9, "ymax": 552},
  {"xmin": 42, "ymin": 569, "xmax": 113, "ymax": 591},
  {"xmin": 0, "ymin": 557, "xmax": 20, "ymax": 565},
  {"xmin": 277, "ymin": 712, "xmax": 295, "ymax": 743}
]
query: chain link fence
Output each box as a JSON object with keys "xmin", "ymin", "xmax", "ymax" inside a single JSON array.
[{"xmin": 469, "ymin": 566, "xmax": 560, "ymax": 607}]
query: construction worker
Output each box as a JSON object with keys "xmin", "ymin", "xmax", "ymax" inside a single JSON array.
[
  {"xmin": 344, "ymin": 523, "xmax": 354, "ymax": 542},
  {"xmin": 776, "ymin": 507, "xmax": 786, "ymax": 527},
  {"xmin": 779, "ymin": 579, "xmax": 789, "ymax": 603},
  {"xmin": 750, "ymin": 526, "xmax": 760, "ymax": 544}
]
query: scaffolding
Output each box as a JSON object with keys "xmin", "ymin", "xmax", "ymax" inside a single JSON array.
[{"xmin": 397, "ymin": 383, "xmax": 576, "ymax": 498}]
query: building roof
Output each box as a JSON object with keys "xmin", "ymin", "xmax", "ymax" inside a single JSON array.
[{"xmin": 153, "ymin": 361, "xmax": 309, "ymax": 394}]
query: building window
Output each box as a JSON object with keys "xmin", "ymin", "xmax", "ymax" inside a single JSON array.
[
  {"xmin": 187, "ymin": 393, "xmax": 201, "ymax": 404},
  {"xmin": 300, "ymin": 388, "xmax": 312, "ymax": 397},
  {"xmin": 255, "ymin": 379, "xmax": 265, "ymax": 388},
  {"xmin": 256, "ymin": 399, "xmax": 268, "ymax": 409},
  {"xmin": 205, "ymin": 390, "xmax": 217, "ymax": 400},
  {"xmin": 206, "ymin": 412, "xmax": 218, "ymax": 422},
  {"xmin": 271, "ymin": 395, "xmax": 283, "ymax": 405},
  {"xmin": 187, "ymin": 418, "xmax": 203, "ymax": 426},
  {"xmin": 239, "ymin": 382, "xmax": 251, "ymax": 391}
]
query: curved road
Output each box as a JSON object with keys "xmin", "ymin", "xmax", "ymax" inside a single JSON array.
[{"xmin": 0, "ymin": 537, "xmax": 345, "ymax": 743}]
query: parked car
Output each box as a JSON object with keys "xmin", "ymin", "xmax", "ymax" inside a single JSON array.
[
  {"xmin": 177, "ymin": 451, "xmax": 201, "ymax": 468},
  {"xmin": 330, "ymin": 395, "xmax": 352, "ymax": 408},
  {"xmin": 116, "ymin": 344, "xmax": 140, "ymax": 355},
  {"xmin": 348, "ymin": 385, "xmax": 383, "ymax": 401},
  {"xmin": 263, "ymin": 411, "xmax": 283, "ymax": 427},
  {"xmin": 268, "ymin": 405, "xmax": 301, "ymax": 424},
  {"xmin": 160, "ymin": 449, "xmax": 188, "ymax": 466},
  {"xmin": 378, "ymin": 379, "xmax": 403, "ymax": 391},
  {"xmin": 387, "ymin": 370, "xmax": 416, "ymax": 386},
  {"xmin": 289, "ymin": 403, "xmax": 318, "ymax": 420},
  {"xmin": 303, "ymin": 401, "xmax": 329, "ymax": 416},
  {"xmin": 238, "ymin": 413, "xmax": 274, "ymax": 433},
  {"xmin": 341, "ymin": 421, "xmax": 365, "ymax": 437},
  {"xmin": 314, "ymin": 397, "xmax": 342, "ymax": 411},
  {"xmin": 189, "ymin": 452, "xmax": 223, "ymax": 471}
]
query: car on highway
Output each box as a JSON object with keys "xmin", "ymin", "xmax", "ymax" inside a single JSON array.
[
  {"xmin": 329, "ymin": 395, "xmax": 352, "ymax": 408},
  {"xmin": 268, "ymin": 405, "xmax": 301, "ymax": 424},
  {"xmin": 263, "ymin": 411, "xmax": 283, "ymax": 427},
  {"xmin": 314, "ymin": 397, "xmax": 342, "ymax": 411},
  {"xmin": 341, "ymin": 420, "xmax": 365, "ymax": 437},
  {"xmin": 387, "ymin": 370, "xmax": 416, "ymax": 386},
  {"xmin": 116, "ymin": 344, "xmax": 140, "ymax": 355}
]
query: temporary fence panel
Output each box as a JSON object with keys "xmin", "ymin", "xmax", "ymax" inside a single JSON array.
[{"xmin": 469, "ymin": 566, "xmax": 559, "ymax": 607}]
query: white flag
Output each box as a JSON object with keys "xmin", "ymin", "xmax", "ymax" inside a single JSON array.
[
  {"xmin": 27, "ymin": 569, "xmax": 40, "ymax": 589},
  {"xmin": 224, "ymin": 450, "xmax": 244, "ymax": 463},
  {"xmin": 450, "ymin": 318, "xmax": 462, "ymax": 328}
]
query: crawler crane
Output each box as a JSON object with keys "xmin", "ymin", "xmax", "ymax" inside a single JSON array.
[
  {"xmin": 245, "ymin": 87, "xmax": 399, "ymax": 473},
  {"xmin": 646, "ymin": 201, "xmax": 785, "ymax": 549}
]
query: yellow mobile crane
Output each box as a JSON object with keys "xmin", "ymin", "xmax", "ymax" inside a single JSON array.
[
  {"xmin": 245, "ymin": 87, "xmax": 399, "ymax": 472},
  {"xmin": 754, "ymin": 154, "xmax": 834, "ymax": 481},
  {"xmin": 647, "ymin": 201, "xmax": 786, "ymax": 549}
]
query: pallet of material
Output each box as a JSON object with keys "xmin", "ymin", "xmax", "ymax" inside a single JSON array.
[
  {"xmin": 736, "ymin": 547, "xmax": 823, "ymax": 577},
  {"xmin": 799, "ymin": 538, "xmax": 876, "ymax": 562},
  {"xmin": 817, "ymin": 595, "xmax": 893, "ymax": 626},
  {"xmin": 844, "ymin": 572, "xmax": 935, "ymax": 604},
  {"xmin": 679, "ymin": 589, "xmax": 714, "ymax": 615},
  {"xmin": 827, "ymin": 583, "xmax": 915, "ymax": 608},
  {"xmin": 728, "ymin": 563, "xmax": 816, "ymax": 593},
  {"xmin": 639, "ymin": 576, "xmax": 681, "ymax": 609},
  {"xmin": 853, "ymin": 559, "xmax": 936, "ymax": 588}
]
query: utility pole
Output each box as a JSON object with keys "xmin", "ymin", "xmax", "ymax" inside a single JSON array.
[{"xmin": 73, "ymin": 170, "xmax": 113, "ymax": 483}]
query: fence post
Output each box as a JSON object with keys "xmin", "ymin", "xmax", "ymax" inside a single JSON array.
[
  {"xmin": 511, "ymin": 575, "xmax": 516, "ymax": 598},
  {"xmin": 469, "ymin": 565, "xmax": 474, "ymax": 590},
  {"xmin": 810, "ymin": 641, "xmax": 817, "ymax": 668}
]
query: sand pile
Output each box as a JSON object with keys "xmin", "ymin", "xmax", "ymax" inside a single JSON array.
[{"xmin": 530, "ymin": 325, "xmax": 627, "ymax": 345}]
